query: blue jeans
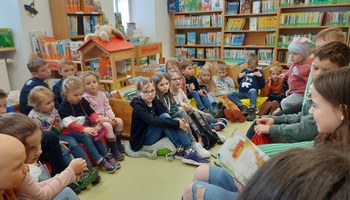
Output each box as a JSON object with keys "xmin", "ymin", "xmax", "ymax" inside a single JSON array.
[
  {"xmin": 203, "ymin": 116, "xmax": 217, "ymax": 124},
  {"xmin": 228, "ymin": 89, "xmax": 258, "ymax": 107},
  {"xmin": 192, "ymin": 165, "xmax": 239, "ymax": 200},
  {"xmin": 68, "ymin": 132, "xmax": 108, "ymax": 162},
  {"xmin": 53, "ymin": 187, "xmax": 79, "ymax": 200},
  {"xmin": 188, "ymin": 91, "xmax": 212, "ymax": 110},
  {"xmin": 58, "ymin": 135, "xmax": 93, "ymax": 170},
  {"xmin": 144, "ymin": 113, "xmax": 192, "ymax": 150}
]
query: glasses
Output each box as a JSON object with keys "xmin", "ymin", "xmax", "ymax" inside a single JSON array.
[
  {"xmin": 141, "ymin": 89, "xmax": 156, "ymax": 95},
  {"xmin": 171, "ymin": 77, "xmax": 182, "ymax": 82}
]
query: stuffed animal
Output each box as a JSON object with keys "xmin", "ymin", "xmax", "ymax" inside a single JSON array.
[{"xmin": 85, "ymin": 24, "xmax": 125, "ymax": 42}]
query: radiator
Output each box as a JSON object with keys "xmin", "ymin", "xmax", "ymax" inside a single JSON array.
[{"xmin": 0, "ymin": 59, "xmax": 11, "ymax": 92}]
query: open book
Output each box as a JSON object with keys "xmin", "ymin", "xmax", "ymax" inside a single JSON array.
[{"xmin": 217, "ymin": 129, "xmax": 269, "ymax": 186}]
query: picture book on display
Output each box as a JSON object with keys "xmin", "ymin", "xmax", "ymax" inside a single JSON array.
[
  {"xmin": 187, "ymin": 32, "xmax": 196, "ymax": 45},
  {"xmin": 240, "ymin": 0, "xmax": 252, "ymax": 14},
  {"xmin": 29, "ymin": 30, "xmax": 48, "ymax": 56},
  {"xmin": 211, "ymin": 0, "xmax": 223, "ymax": 10},
  {"xmin": 0, "ymin": 28, "xmax": 14, "ymax": 48},
  {"xmin": 217, "ymin": 129, "xmax": 270, "ymax": 186}
]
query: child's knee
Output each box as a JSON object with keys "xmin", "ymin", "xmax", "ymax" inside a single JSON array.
[{"xmin": 159, "ymin": 113, "xmax": 171, "ymax": 118}]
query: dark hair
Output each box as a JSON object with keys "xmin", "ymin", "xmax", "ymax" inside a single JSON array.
[
  {"xmin": 136, "ymin": 77, "xmax": 153, "ymax": 91},
  {"xmin": 27, "ymin": 57, "xmax": 47, "ymax": 73},
  {"xmin": 0, "ymin": 89, "xmax": 7, "ymax": 99},
  {"xmin": 179, "ymin": 59, "xmax": 193, "ymax": 70},
  {"xmin": 314, "ymin": 42, "xmax": 350, "ymax": 67},
  {"xmin": 151, "ymin": 72, "xmax": 174, "ymax": 104},
  {"xmin": 314, "ymin": 68, "xmax": 350, "ymax": 144},
  {"xmin": 238, "ymin": 146, "xmax": 350, "ymax": 200},
  {"xmin": 0, "ymin": 113, "xmax": 40, "ymax": 154}
]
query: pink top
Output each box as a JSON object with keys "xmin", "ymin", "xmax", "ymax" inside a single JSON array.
[
  {"xmin": 283, "ymin": 59, "xmax": 312, "ymax": 95},
  {"xmin": 83, "ymin": 91, "xmax": 115, "ymax": 122},
  {"xmin": 15, "ymin": 166, "xmax": 76, "ymax": 200}
]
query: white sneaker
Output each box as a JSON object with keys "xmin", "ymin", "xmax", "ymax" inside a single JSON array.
[
  {"xmin": 192, "ymin": 143, "xmax": 211, "ymax": 158},
  {"xmin": 217, "ymin": 133, "xmax": 227, "ymax": 142}
]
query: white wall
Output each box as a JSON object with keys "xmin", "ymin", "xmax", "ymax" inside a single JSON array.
[{"xmin": 130, "ymin": 0, "xmax": 172, "ymax": 59}]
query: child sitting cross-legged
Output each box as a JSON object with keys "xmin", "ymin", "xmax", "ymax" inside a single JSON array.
[
  {"xmin": 228, "ymin": 53, "xmax": 265, "ymax": 121},
  {"xmin": 27, "ymin": 86, "xmax": 100, "ymax": 189},
  {"xmin": 58, "ymin": 76, "xmax": 119, "ymax": 173},
  {"xmin": 80, "ymin": 71, "xmax": 125, "ymax": 161},
  {"xmin": 129, "ymin": 77, "xmax": 210, "ymax": 166}
]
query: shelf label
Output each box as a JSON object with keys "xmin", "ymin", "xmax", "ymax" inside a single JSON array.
[
  {"xmin": 76, "ymin": 12, "xmax": 84, "ymax": 14},
  {"xmin": 141, "ymin": 44, "xmax": 159, "ymax": 54}
]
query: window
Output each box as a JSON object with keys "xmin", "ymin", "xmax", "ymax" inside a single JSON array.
[{"xmin": 114, "ymin": 0, "xmax": 130, "ymax": 28}]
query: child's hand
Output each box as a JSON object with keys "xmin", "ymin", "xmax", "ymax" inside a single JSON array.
[
  {"xmin": 59, "ymin": 141, "xmax": 70, "ymax": 152},
  {"xmin": 189, "ymin": 83, "xmax": 195, "ymax": 91},
  {"xmin": 182, "ymin": 104, "xmax": 192, "ymax": 112},
  {"xmin": 83, "ymin": 127, "xmax": 98, "ymax": 136},
  {"xmin": 202, "ymin": 112, "xmax": 213, "ymax": 118},
  {"xmin": 179, "ymin": 118, "xmax": 189, "ymax": 132},
  {"xmin": 256, "ymin": 118, "xmax": 274, "ymax": 125},
  {"xmin": 239, "ymin": 72, "xmax": 246, "ymax": 78},
  {"xmin": 279, "ymin": 74, "xmax": 284, "ymax": 79},
  {"xmin": 109, "ymin": 119, "xmax": 117, "ymax": 127},
  {"xmin": 254, "ymin": 124, "xmax": 270, "ymax": 135},
  {"xmin": 285, "ymin": 89, "xmax": 290, "ymax": 96},
  {"xmin": 95, "ymin": 118, "xmax": 103, "ymax": 124},
  {"xmin": 69, "ymin": 158, "xmax": 87, "ymax": 177},
  {"xmin": 198, "ymin": 90, "xmax": 203, "ymax": 96},
  {"xmin": 253, "ymin": 71, "xmax": 262, "ymax": 77}
]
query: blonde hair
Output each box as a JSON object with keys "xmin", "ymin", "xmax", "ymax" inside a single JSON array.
[
  {"xmin": 80, "ymin": 71, "xmax": 100, "ymax": 82},
  {"xmin": 315, "ymin": 27, "xmax": 345, "ymax": 43},
  {"xmin": 198, "ymin": 66, "xmax": 217, "ymax": 95},
  {"xmin": 216, "ymin": 62, "xmax": 228, "ymax": 71},
  {"xmin": 27, "ymin": 58, "xmax": 47, "ymax": 73},
  {"xmin": 58, "ymin": 58, "xmax": 74, "ymax": 70},
  {"xmin": 61, "ymin": 76, "xmax": 83, "ymax": 98},
  {"xmin": 180, "ymin": 59, "xmax": 193, "ymax": 70},
  {"xmin": 28, "ymin": 86, "xmax": 54, "ymax": 108},
  {"xmin": 270, "ymin": 65, "xmax": 282, "ymax": 74},
  {"xmin": 165, "ymin": 58, "xmax": 180, "ymax": 72},
  {"xmin": 246, "ymin": 53, "xmax": 259, "ymax": 66}
]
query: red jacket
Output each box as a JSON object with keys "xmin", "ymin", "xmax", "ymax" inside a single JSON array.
[{"xmin": 283, "ymin": 59, "xmax": 312, "ymax": 95}]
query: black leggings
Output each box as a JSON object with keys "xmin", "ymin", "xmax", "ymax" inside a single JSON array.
[
  {"xmin": 39, "ymin": 131, "xmax": 65, "ymax": 176},
  {"xmin": 246, "ymin": 102, "xmax": 303, "ymax": 139}
]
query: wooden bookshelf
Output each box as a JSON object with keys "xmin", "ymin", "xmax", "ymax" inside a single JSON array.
[
  {"xmin": 48, "ymin": 0, "xmax": 103, "ymax": 40},
  {"xmin": 171, "ymin": 0, "xmax": 350, "ymax": 65},
  {"xmin": 0, "ymin": 47, "xmax": 15, "ymax": 52},
  {"xmin": 131, "ymin": 42, "xmax": 163, "ymax": 70}
]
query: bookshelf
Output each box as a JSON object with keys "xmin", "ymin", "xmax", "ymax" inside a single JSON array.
[
  {"xmin": 131, "ymin": 42, "xmax": 163, "ymax": 70},
  {"xmin": 49, "ymin": 0, "xmax": 104, "ymax": 40},
  {"xmin": 171, "ymin": 0, "xmax": 350, "ymax": 66}
]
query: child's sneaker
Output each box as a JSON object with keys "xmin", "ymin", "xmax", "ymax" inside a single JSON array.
[
  {"xmin": 89, "ymin": 168, "xmax": 101, "ymax": 185},
  {"xmin": 246, "ymin": 108, "xmax": 257, "ymax": 121},
  {"xmin": 182, "ymin": 149, "xmax": 210, "ymax": 166},
  {"xmin": 214, "ymin": 109, "xmax": 224, "ymax": 118},
  {"xmin": 67, "ymin": 182, "xmax": 81, "ymax": 194},
  {"xmin": 192, "ymin": 142, "xmax": 211, "ymax": 158},
  {"xmin": 98, "ymin": 157, "xmax": 117, "ymax": 173},
  {"xmin": 238, "ymin": 104, "xmax": 249, "ymax": 116},
  {"xmin": 77, "ymin": 170, "xmax": 98, "ymax": 189},
  {"xmin": 224, "ymin": 109, "xmax": 237, "ymax": 122},
  {"xmin": 216, "ymin": 133, "xmax": 227, "ymax": 142},
  {"xmin": 105, "ymin": 153, "xmax": 121, "ymax": 169},
  {"xmin": 175, "ymin": 147, "xmax": 186, "ymax": 160},
  {"xmin": 231, "ymin": 110, "xmax": 246, "ymax": 123},
  {"xmin": 211, "ymin": 122, "xmax": 225, "ymax": 131},
  {"xmin": 216, "ymin": 118, "xmax": 228, "ymax": 125},
  {"xmin": 259, "ymin": 101, "xmax": 272, "ymax": 116}
]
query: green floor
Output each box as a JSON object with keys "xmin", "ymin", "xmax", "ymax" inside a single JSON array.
[{"xmin": 79, "ymin": 121, "xmax": 252, "ymax": 200}]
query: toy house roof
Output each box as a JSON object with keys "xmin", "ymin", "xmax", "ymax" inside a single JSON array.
[{"xmin": 78, "ymin": 37, "xmax": 134, "ymax": 52}]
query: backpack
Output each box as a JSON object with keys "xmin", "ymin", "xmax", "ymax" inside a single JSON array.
[{"xmin": 188, "ymin": 110, "xmax": 222, "ymax": 150}]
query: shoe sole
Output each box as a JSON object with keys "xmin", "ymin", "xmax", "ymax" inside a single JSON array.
[
  {"xmin": 258, "ymin": 102, "xmax": 272, "ymax": 116},
  {"xmin": 99, "ymin": 166, "xmax": 118, "ymax": 174},
  {"xmin": 231, "ymin": 110, "xmax": 246, "ymax": 123},
  {"xmin": 181, "ymin": 158, "xmax": 210, "ymax": 166},
  {"xmin": 91, "ymin": 175, "xmax": 101, "ymax": 185},
  {"xmin": 224, "ymin": 109, "xmax": 237, "ymax": 122}
]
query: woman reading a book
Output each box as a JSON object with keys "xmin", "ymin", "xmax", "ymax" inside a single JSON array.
[{"xmin": 182, "ymin": 67, "xmax": 350, "ymax": 200}]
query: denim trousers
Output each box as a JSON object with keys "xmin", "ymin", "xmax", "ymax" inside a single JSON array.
[
  {"xmin": 52, "ymin": 187, "xmax": 79, "ymax": 200},
  {"xmin": 69, "ymin": 131, "xmax": 108, "ymax": 162},
  {"xmin": 172, "ymin": 110, "xmax": 196, "ymax": 144},
  {"xmin": 144, "ymin": 113, "xmax": 192, "ymax": 150},
  {"xmin": 191, "ymin": 165, "xmax": 239, "ymax": 200},
  {"xmin": 188, "ymin": 91, "xmax": 212, "ymax": 110},
  {"xmin": 228, "ymin": 89, "xmax": 258, "ymax": 107},
  {"xmin": 58, "ymin": 135, "xmax": 93, "ymax": 170}
]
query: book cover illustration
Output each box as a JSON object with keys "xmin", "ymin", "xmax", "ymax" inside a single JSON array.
[
  {"xmin": 202, "ymin": 0, "xmax": 211, "ymax": 11},
  {"xmin": 187, "ymin": 32, "xmax": 196, "ymax": 45},
  {"xmin": 128, "ymin": 76, "xmax": 144, "ymax": 85},
  {"xmin": 168, "ymin": 0, "xmax": 179, "ymax": 12},
  {"xmin": 252, "ymin": 1, "xmax": 260, "ymax": 14},
  {"xmin": 187, "ymin": 48, "xmax": 196, "ymax": 58},
  {"xmin": 90, "ymin": 59, "xmax": 100, "ymax": 74},
  {"xmin": 116, "ymin": 60, "xmax": 127, "ymax": 75},
  {"xmin": 0, "ymin": 28, "xmax": 14, "ymax": 48},
  {"xmin": 197, "ymin": 48, "xmax": 204, "ymax": 58},
  {"xmin": 29, "ymin": 30, "xmax": 48, "ymax": 56},
  {"xmin": 83, "ymin": 16, "xmax": 91, "ymax": 34},
  {"xmin": 69, "ymin": 41, "xmax": 84, "ymax": 61},
  {"xmin": 240, "ymin": 0, "xmax": 252, "ymax": 14},
  {"xmin": 211, "ymin": 0, "xmax": 223, "ymax": 10},
  {"xmin": 217, "ymin": 129, "xmax": 269, "ymax": 186}
]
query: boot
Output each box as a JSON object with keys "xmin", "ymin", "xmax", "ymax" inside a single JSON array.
[
  {"xmin": 116, "ymin": 134, "xmax": 125, "ymax": 153},
  {"xmin": 107, "ymin": 140, "xmax": 124, "ymax": 161}
]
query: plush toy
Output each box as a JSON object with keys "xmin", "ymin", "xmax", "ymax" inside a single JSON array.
[{"xmin": 85, "ymin": 24, "xmax": 125, "ymax": 43}]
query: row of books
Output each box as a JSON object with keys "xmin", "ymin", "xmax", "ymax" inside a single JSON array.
[
  {"xmin": 277, "ymin": 50, "xmax": 289, "ymax": 64},
  {"xmin": 279, "ymin": 12, "xmax": 325, "ymax": 26},
  {"xmin": 278, "ymin": 33, "xmax": 316, "ymax": 47},
  {"xmin": 65, "ymin": 0, "xmax": 102, "ymax": 12},
  {"xmin": 175, "ymin": 31, "xmax": 222, "ymax": 45},
  {"xmin": 174, "ymin": 14, "xmax": 222, "ymax": 28},
  {"xmin": 280, "ymin": 0, "xmax": 350, "ymax": 6},
  {"xmin": 137, "ymin": 55, "xmax": 158, "ymax": 66},
  {"xmin": 175, "ymin": 47, "xmax": 220, "ymax": 60},
  {"xmin": 68, "ymin": 15, "xmax": 100, "ymax": 36},
  {"xmin": 250, "ymin": 16, "xmax": 277, "ymax": 30},
  {"xmin": 265, "ymin": 32, "xmax": 276, "ymax": 46},
  {"xmin": 168, "ymin": 0, "xmax": 224, "ymax": 12},
  {"xmin": 223, "ymin": 49, "xmax": 273, "ymax": 63},
  {"xmin": 325, "ymin": 11, "xmax": 350, "ymax": 26},
  {"xmin": 224, "ymin": 33, "xmax": 246, "ymax": 46},
  {"xmin": 111, "ymin": 84, "xmax": 138, "ymax": 101},
  {"xmin": 226, "ymin": 0, "xmax": 278, "ymax": 15},
  {"xmin": 225, "ymin": 18, "xmax": 246, "ymax": 31}
]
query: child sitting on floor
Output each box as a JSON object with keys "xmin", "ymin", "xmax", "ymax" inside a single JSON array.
[{"xmin": 0, "ymin": 89, "xmax": 16, "ymax": 115}]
